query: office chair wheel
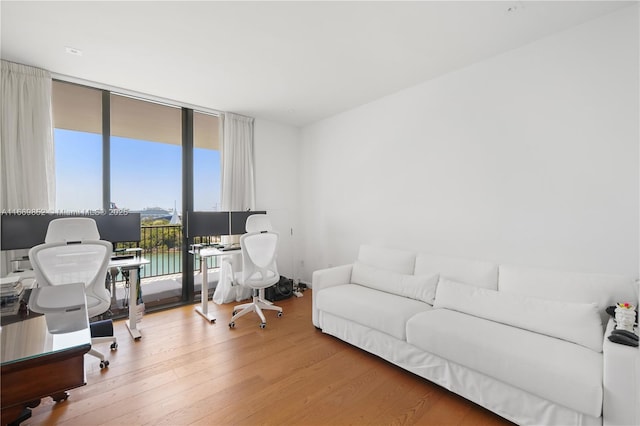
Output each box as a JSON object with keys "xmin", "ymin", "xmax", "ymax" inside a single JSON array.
[
  {"xmin": 52, "ymin": 391, "xmax": 70, "ymax": 402},
  {"xmin": 232, "ymin": 310, "xmax": 237, "ymax": 316},
  {"xmin": 260, "ymin": 322, "xmax": 266, "ymax": 329},
  {"xmin": 277, "ymin": 311, "xmax": 283, "ymax": 318},
  {"xmin": 99, "ymin": 360, "xmax": 109, "ymax": 369},
  {"xmin": 110, "ymin": 342, "xmax": 118, "ymax": 350},
  {"xmin": 229, "ymin": 321, "xmax": 235, "ymax": 328}
]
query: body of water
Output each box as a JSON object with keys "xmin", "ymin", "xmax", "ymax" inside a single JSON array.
[{"xmin": 134, "ymin": 251, "xmax": 222, "ymax": 279}]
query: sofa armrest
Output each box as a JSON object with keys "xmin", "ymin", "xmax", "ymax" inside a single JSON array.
[
  {"xmin": 603, "ymin": 318, "xmax": 639, "ymax": 426},
  {"xmin": 311, "ymin": 264, "xmax": 353, "ymax": 328}
]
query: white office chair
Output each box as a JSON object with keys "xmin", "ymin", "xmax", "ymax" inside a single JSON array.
[
  {"xmin": 44, "ymin": 217, "xmax": 101, "ymax": 243},
  {"xmin": 29, "ymin": 218, "xmax": 117, "ymax": 368},
  {"xmin": 245, "ymin": 214, "xmax": 273, "ymax": 233},
  {"xmin": 229, "ymin": 215, "xmax": 282, "ymax": 329}
]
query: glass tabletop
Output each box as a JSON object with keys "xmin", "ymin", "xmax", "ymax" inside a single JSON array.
[
  {"xmin": 0, "ymin": 283, "xmax": 91, "ymax": 366},
  {"xmin": 1, "ymin": 308, "xmax": 91, "ymax": 366}
]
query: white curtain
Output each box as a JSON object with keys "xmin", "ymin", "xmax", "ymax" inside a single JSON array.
[
  {"xmin": 0, "ymin": 60, "xmax": 55, "ymax": 274},
  {"xmin": 215, "ymin": 112, "xmax": 255, "ymax": 304},
  {"xmin": 220, "ymin": 112, "xmax": 255, "ymax": 211},
  {"xmin": 1, "ymin": 60, "xmax": 55, "ymax": 210}
]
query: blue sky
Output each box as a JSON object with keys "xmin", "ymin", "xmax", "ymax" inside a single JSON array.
[{"xmin": 55, "ymin": 129, "xmax": 221, "ymax": 212}]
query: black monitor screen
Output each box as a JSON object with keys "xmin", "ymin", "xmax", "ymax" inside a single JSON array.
[
  {"xmin": 230, "ymin": 211, "xmax": 267, "ymax": 235},
  {"xmin": 0, "ymin": 214, "xmax": 49, "ymax": 250},
  {"xmin": 186, "ymin": 211, "xmax": 230, "ymax": 238},
  {"xmin": 93, "ymin": 213, "xmax": 141, "ymax": 244},
  {"xmin": 1, "ymin": 213, "xmax": 141, "ymax": 250}
]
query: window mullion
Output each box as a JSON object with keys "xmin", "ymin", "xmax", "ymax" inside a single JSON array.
[{"xmin": 102, "ymin": 90, "xmax": 110, "ymax": 213}]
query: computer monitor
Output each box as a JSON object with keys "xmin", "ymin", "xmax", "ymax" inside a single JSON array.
[
  {"xmin": 186, "ymin": 211, "xmax": 230, "ymax": 238},
  {"xmin": 230, "ymin": 211, "xmax": 267, "ymax": 235},
  {"xmin": 93, "ymin": 213, "xmax": 141, "ymax": 244},
  {"xmin": 0, "ymin": 213, "xmax": 142, "ymax": 250}
]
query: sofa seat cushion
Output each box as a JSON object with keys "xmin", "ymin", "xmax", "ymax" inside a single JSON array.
[
  {"xmin": 316, "ymin": 284, "xmax": 431, "ymax": 340},
  {"xmin": 406, "ymin": 309, "xmax": 603, "ymax": 417}
]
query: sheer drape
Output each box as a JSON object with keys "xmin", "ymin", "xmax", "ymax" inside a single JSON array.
[
  {"xmin": 215, "ymin": 112, "xmax": 255, "ymax": 304},
  {"xmin": 1, "ymin": 60, "xmax": 55, "ymax": 210},
  {"xmin": 0, "ymin": 60, "xmax": 55, "ymax": 273},
  {"xmin": 220, "ymin": 112, "xmax": 255, "ymax": 211}
]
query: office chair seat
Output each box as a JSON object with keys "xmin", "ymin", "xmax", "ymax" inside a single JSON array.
[{"xmin": 86, "ymin": 293, "xmax": 110, "ymax": 317}]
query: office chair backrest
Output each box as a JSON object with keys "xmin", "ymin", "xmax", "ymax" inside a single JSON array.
[
  {"xmin": 46, "ymin": 217, "xmax": 100, "ymax": 243},
  {"xmin": 31, "ymin": 217, "xmax": 113, "ymax": 318},
  {"xmin": 240, "ymin": 231, "xmax": 279, "ymax": 289},
  {"xmin": 245, "ymin": 214, "xmax": 273, "ymax": 233},
  {"xmin": 29, "ymin": 240, "xmax": 112, "ymax": 317}
]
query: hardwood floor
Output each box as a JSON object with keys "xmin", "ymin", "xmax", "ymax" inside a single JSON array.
[{"xmin": 25, "ymin": 291, "xmax": 514, "ymax": 426}]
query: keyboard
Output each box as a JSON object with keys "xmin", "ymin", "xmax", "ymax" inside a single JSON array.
[{"xmin": 111, "ymin": 255, "xmax": 134, "ymax": 261}]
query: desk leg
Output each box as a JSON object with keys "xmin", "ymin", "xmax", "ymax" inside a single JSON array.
[
  {"xmin": 125, "ymin": 267, "xmax": 142, "ymax": 340},
  {"xmin": 6, "ymin": 404, "xmax": 36, "ymax": 426},
  {"xmin": 109, "ymin": 267, "xmax": 118, "ymax": 309},
  {"xmin": 195, "ymin": 256, "xmax": 216, "ymax": 323}
]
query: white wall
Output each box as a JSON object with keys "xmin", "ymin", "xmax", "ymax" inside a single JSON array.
[
  {"xmin": 254, "ymin": 118, "xmax": 301, "ymax": 280},
  {"xmin": 298, "ymin": 6, "xmax": 639, "ymax": 282}
]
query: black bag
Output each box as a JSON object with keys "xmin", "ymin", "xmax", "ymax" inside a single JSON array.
[{"xmin": 265, "ymin": 276, "xmax": 293, "ymax": 302}]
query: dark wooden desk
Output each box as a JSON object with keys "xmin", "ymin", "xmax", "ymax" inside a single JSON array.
[{"xmin": 1, "ymin": 312, "xmax": 91, "ymax": 425}]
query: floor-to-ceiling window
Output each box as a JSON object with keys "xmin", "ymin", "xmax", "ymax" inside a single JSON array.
[
  {"xmin": 52, "ymin": 80, "xmax": 222, "ymax": 315},
  {"xmin": 110, "ymin": 93, "xmax": 184, "ymax": 307},
  {"xmin": 110, "ymin": 93, "xmax": 183, "ymax": 216},
  {"xmin": 190, "ymin": 111, "xmax": 223, "ymax": 301},
  {"xmin": 52, "ymin": 82, "xmax": 103, "ymax": 211},
  {"xmin": 193, "ymin": 111, "xmax": 221, "ymax": 212}
]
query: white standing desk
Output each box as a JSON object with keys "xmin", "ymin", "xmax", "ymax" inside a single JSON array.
[
  {"xmin": 108, "ymin": 257, "xmax": 149, "ymax": 340},
  {"xmin": 108, "ymin": 248, "xmax": 143, "ymax": 307},
  {"xmin": 190, "ymin": 247, "xmax": 241, "ymax": 323}
]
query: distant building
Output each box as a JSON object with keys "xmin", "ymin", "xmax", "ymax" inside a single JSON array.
[
  {"xmin": 138, "ymin": 207, "xmax": 172, "ymax": 221},
  {"xmin": 169, "ymin": 203, "xmax": 182, "ymax": 225}
]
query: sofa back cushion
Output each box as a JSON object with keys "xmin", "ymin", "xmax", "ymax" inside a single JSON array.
[
  {"xmin": 358, "ymin": 244, "xmax": 416, "ymax": 275},
  {"xmin": 498, "ymin": 265, "xmax": 637, "ymax": 324},
  {"xmin": 414, "ymin": 253, "xmax": 498, "ymax": 290},
  {"xmin": 434, "ymin": 278, "xmax": 604, "ymax": 352},
  {"xmin": 351, "ymin": 261, "xmax": 439, "ymax": 304}
]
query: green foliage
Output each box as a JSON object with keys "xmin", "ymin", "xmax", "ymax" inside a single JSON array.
[
  {"xmin": 137, "ymin": 220, "xmax": 182, "ymax": 252},
  {"xmin": 116, "ymin": 220, "xmax": 221, "ymax": 254}
]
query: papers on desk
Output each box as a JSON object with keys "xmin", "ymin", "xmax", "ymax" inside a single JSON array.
[
  {"xmin": 1, "ymin": 276, "xmax": 20, "ymax": 286},
  {"xmin": 1, "ymin": 276, "xmax": 24, "ymax": 315}
]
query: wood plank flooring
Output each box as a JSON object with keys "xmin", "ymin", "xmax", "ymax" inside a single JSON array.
[{"xmin": 24, "ymin": 291, "xmax": 514, "ymax": 426}]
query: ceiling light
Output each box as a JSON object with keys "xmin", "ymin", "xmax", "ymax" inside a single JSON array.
[
  {"xmin": 65, "ymin": 47, "xmax": 83, "ymax": 56},
  {"xmin": 505, "ymin": 2, "xmax": 525, "ymax": 15}
]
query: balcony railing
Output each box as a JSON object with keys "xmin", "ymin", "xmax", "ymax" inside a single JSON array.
[{"xmin": 114, "ymin": 224, "xmax": 219, "ymax": 279}]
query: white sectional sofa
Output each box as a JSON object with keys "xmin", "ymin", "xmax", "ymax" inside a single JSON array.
[{"xmin": 312, "ymin": 245, "xmax": 639, "ymax": 426}]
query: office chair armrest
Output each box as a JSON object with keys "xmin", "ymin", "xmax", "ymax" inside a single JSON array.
[{"xmin": 312, "ymin": 264, "xmax": 353, "ymax": 328}]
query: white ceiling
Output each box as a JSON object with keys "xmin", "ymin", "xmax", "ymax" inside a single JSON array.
[{"xmin": 1, "ymin": 1, "xmax": 634, "ymax": 127}]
